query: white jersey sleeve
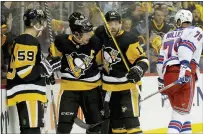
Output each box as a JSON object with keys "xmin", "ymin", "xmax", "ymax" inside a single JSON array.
[
  {"xmin": 178, "ymin": 27, "xmax": 203, "ymax": 65},
  {"xmin": 157, "ymin": 42, "xmax": 165, "ymax": 79}
]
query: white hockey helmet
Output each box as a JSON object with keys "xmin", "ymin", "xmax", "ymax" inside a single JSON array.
[{"xmin": 175, "ymin": 9, "xmax": 193, "ymax": 25}]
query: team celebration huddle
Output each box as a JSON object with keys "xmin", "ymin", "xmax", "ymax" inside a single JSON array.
[{"xmin": 1, "ymin": 1, "xmax": 203, "ymax": 134}]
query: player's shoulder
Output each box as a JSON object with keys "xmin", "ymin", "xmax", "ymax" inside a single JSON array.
[
  {"xmin": 122, "ymin": 31, "xmax": 139, "ymax": 43},
  {"xmin": 184, "ymin": 26, "xmax": 203, "ymax": 34},
  {"xmin": 55, "ymin": 34, "xmax": 74, "ymax": 46},
  {"xmin": 95, "ymin": 25, "xmax": 105, "ymax": 35},
  {"xmin": 89, "ymin": 34, "xmax": 102, "ymax": 49},
  {"xmin": 90, "ymin": 34, "xmax": 101, "ymax": 44},
  {"xmin": 15, "ymin": 34, "xmax": 39, "ymax": 46},
  {"xmin": 55, "ymin": 34, "xmax": 69, "ymax": 42}
]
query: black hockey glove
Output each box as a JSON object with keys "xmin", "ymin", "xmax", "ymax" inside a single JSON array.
[
  {"xmin": 45, "ymin": 74, "xmax": 56, "ymax": 85},
  {"xmin": 40, "ymin": 56, "xmax": 61, "ymax": 77},
  {"xmin": 126, "ymin": 65, "xmax": 143, "ymax": 83}
]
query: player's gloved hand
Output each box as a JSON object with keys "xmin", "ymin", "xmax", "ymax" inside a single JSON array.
[
  {"xmin": 126, "ymin": 65, "xmax": 143, "ymax": 83},
  {"xmin": 158, "ymin": 77, "xmax": 164, "ymax": 90},
  {"xmin": 158, "ymin": 78, "xmax": 168, "ymax": 100},
  {"xmin": 178, "ymin": 62, "xmax": 191, "ymax": 84},
  {"xmin": 40, "ymin": 56, "xmax": 61, "ymax": 77}
]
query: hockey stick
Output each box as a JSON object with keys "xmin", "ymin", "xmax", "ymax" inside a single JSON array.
[
  {"xmin": 140, "ymin": 79, "xmax": 181, "ymax": 103},
  {"xmin": 74, "ymin": 117, "xmax": 111, "ymax": 129},
  {"xmin": 44, "ymin": 2, "xmax": 58, "ymax": 133},
  {"xmin": 75, "ymin": 79, "xmax": 181, "ymax": 130}
]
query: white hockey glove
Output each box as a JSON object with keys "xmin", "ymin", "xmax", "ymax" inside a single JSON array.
[
  {"xmin": 158, "ymin": 77, "xmax": 164, "ymax": 91},
  {"xmin": 178, "ymin": 62, "xmax": 191, "ymax": 84},
  {"xmin": 158, "ymin": 77, "xmax": 167, "ymax": 99},
  {"xmin": 40, "ymin": 56, "xmax": 61, "ymax": 77}
]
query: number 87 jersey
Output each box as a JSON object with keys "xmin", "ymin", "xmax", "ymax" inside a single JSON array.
[{"xmin": 157, "ymin": 26, "xmax": 203, "ymax": 79}]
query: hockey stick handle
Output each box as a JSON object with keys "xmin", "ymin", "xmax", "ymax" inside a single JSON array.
[
  {"xmin": 44, "ymin": 2, "xmax": 56, "ymax": 56},
  {"xmin": 140, "ymin": 79, "xmax": 181, "ymax": 103}
]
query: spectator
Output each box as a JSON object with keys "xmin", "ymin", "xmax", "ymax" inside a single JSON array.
[
  {"xmin": 192, "ymin": 8, "xmax": 203, "ymax": 29},
  {"xmin": 123, "ymin": 2, "xmax": 144, "ymax": 28},
  {"xmin": 1, "ymin": 14, "xmax": 15, "ymax": 78},
  {"xmin": 122, "ymin": 18, "xmax": 132, "ymax": 32},
  {"xmin": 149, "ymin": 8, "xmax": 174, "ymax": 38}
]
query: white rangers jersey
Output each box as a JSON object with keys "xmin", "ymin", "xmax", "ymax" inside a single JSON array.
[{"xmin": 157, "ymin": 26, "xmax": 203, "ymax": 79}]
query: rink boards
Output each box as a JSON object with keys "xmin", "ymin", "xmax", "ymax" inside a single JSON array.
[{"xmin": 1, "ymin": 74, "xmax": 203, "ymax": 133}]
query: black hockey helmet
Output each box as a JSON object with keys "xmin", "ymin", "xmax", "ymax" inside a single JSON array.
[
  {"xmin": 105, "ymin": 10, "xmax": 121, "ymax": 22},
  {"xmin": 1, "ymin": 15, "xmax": 7, "ymax": 29},
  {"xmin": 23, "ymin": 9, "xmax": 47, "ymax": 27},
  {"xmin": 68, "ymin": 12, "xmax": 93, "ymax": 33}
]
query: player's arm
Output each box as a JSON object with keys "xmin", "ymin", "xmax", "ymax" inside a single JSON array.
[
  {"xmin": 91, "ymin": 35, "xmax": 103, "ymax": 69},
  {"xmin": 156, "ymin": 44, "xmax": 165, "ymax": 90},
  {"xmin": 94, "ymin": 25, "xmax": 105, "ymax": 44},
  {"xmin": 156, "ymin": 44, "xmax": 165, "ymax": 80},
  {"xmin": 125, "ymin": 36, "xmax": 149, "ymax": 83},
  {"xmin": 53, "ymin": 34, "xmax": 68, "ymax": 56},
  {"xmin": 178, "ymin": 28, "xmax": 203, "ymax": 84},
  {"xmin": 8, "ymin": 43, "xmax": 61, "ymax": 82}
]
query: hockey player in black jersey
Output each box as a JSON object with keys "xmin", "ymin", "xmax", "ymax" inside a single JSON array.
[
  {"xmin": 95, "ymin": 11, "xmax": 149, "ymax": 134},
  {"xmin": 55, "ymin": 12, "xmax": 103, "ymax": 134},
  {"xmin": 6, "ymin": 9, "xmax": 61, "ymax": 134}
]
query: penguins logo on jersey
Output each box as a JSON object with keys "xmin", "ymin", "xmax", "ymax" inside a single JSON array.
[
  {"xmin": 103, "ymin": 46, "xmax": 121, "ymax": 73},
  {"xmin": 66, "ymin": 52, "xmax": 93, "ymax": 78}
]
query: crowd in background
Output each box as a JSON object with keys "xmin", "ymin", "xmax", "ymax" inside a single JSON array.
[{"xmin": 1, "ymin": 1, "xmax": 203, "ymax": 78}]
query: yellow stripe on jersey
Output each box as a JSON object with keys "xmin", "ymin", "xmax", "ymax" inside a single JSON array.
[
  {"xmin": 112, "ymin": 128, "xmax": 127, "ymax": 133},
  {"xmin": 103, "ymin": 80, "xmax": 142, "ymax": 91},
  {"xmin": 103, "ymin": 82, "xmax": 136, "ymax": 91},
  {"xmin": 17, "ymin": 66, "xmax": 33, "ymax": 79},
  {"xmin": 96, "ymin": 50, "xmax": 102, "ymax": 66},
  {"xmin": 68, "ymin": 35, "xmax": 76, "ymax": 44},
  {"xmin": 7, "ymin": 93, "xmax": 47, "ymax": 106},
  {"xmin": 13, "ymin": 43, "xmax": 38, "ymax": 68},
  {"xmin": 52, "ymin": 44, "xmax": 62, "ymax": 57},
  {"xmin": 7, "ymin": 68, "xmax": 16, "ymax": 80},
  {"xmin": 61, "ymin": 79, "xmax": 101, "ymax": 91},
  {"xmin": 130, "ymin": 88, "xmax": 139, "ymax": 117},
  {"xmin": 28, "ymin": 101, "xmax": 37, "ymax": 127},
  {"xmin": 127, "ymin": 128, "xmax": 142, "ymax": 134},
  {"xmin": 126, "ymin": 42, "xmax": 146, "ymax": 64}
]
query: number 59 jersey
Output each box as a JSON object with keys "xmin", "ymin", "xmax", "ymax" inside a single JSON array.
[
  {"xmin": 157, "ymin": 26, "xmax": 203, "ymax": 79},
  {"xmin": 6, "ymin": 34, "xmax": 47, "ymax": 106}
]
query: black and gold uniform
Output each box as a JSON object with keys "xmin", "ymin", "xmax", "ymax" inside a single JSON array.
[
  {"xmin": 95, "ymin": 11, "xmax": 149, "ymax": 134},
  {"xmin": 149, "ymin": 19, "xmax": 174, "ymax": 38},
  {"xmin": 6, "ymin": 9, "xmax": 61, "ymax": 134},
  {"xmin": 6, "ymin": 34, "xmax": 47, "ymax": 106},
  {"xmin": 56, "ymin": 12, "xmax": 103, "ymax": 134},
  {"xmin": 55, "ymin": 34, "xmax": 102, "ymax": 90}
]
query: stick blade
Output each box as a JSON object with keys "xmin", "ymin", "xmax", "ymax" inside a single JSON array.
[{"xmin": 74, "ymin": 118, "xmax": 90, "ymax": 129}]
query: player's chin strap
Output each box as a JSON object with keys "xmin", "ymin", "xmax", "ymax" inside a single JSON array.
[{"xmin": 33, "ymin": 25, "xmax": 44, "ymax": 37}]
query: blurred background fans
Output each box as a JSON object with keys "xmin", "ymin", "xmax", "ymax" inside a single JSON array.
[{"xmin": 1, "ymin": 1, "xmax": 203, "ymax": 77}]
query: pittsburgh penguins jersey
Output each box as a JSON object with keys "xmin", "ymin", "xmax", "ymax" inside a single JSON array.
[
  {"xmin": 149, "ymin": 19, "xmax": 174, "ymax": 38},
  {"xmin": 54, "ymin": 34, "xmax": 102, "ymax": 91},
  {"xmin": 95, "ymin": 26, "xmax": 149, "ymax": 91},
  {"xmin": 6, "ymin": 34, "xmax": 47, "ymax": 106}
]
